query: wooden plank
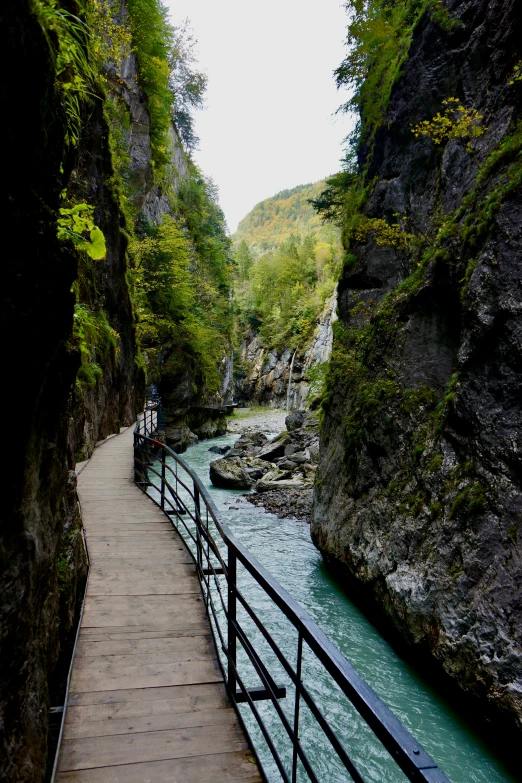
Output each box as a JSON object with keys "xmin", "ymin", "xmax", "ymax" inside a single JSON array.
[
  {"xmin": 75, "ymin": 634, "xmax": 211, "ymax": 659},
  {"xmin": 66, "ymin": 684, "xmax": 228, "ymax": 718},
  {"xmin": 88, "ymin": 564, "xmax": 196, "ymax": 577},
  {"xmin": 85, "ymin": 528, "xmax": 176, "ymax": 535},
  {"xmin": 86, "ymin": 577, "xmax": 199, "ymax": 596},
  {"xmin": 57, "ymin": 426, "xmax": 260, "ymax": 781},
  {"xmin": 68, "ymin": 683, "xmax": 228, "ymax": 708},
  {"xmin": 77, "ymin": 627, "xmax": 211, "ymax": 642},
  {"xmin": 79, "ymin": 621, "xmax": 210, "ymax": 635},
  {"xmin": 58, "ymin": 722, "xmax": 248, "ymax": 771},
  {"xmin": 86, "ymin": 557, "xmax": 194, "ymax": 568},
  {"xmin": 81, "ymin": 594, "xmax": 206, "ymax": 628},
  {"xmin": 63, "ymin": 706, "xmax": 237, "ymax": 739},
  {"xmin": 55, "ymin": 750, "xmax": 262, "ymax": 782},
  {"xmin": 73, "ymin": 647, "xmax": 213, "ymax": 669},
  {"xmin": 86, "ymin": 540, "xmax": 180, "ymax": 547},
  {"xmin": 69, "ymin": 658, "xmax": 221, "ymax": 692}
]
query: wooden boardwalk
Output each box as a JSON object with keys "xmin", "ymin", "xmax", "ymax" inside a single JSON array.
[{"xmin": 56, "ymin": 427, "xmax": 261, "ymax": 782}]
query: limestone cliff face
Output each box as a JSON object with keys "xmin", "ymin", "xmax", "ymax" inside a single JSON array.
[
  {"xmin": 312, "ymin": 0, "xmax": 522, "ymax": 739},
  {"xmin": 238, "ymin": 289, "xmax": 337, "ymax": 408},
  {"xmin": 111, "ymin": 32, "xmax": 232, "ymax": 450},
  {"xmin": 110, "ymin": 45, "xmax": 189, "ymax": 221}
]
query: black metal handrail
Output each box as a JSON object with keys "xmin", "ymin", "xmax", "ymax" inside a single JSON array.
[{"xmin": 133, "ymin": 402, "xmax": 451, "ymax": 783}]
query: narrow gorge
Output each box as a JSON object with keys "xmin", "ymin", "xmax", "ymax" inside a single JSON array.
[{"xmin": 1, "ymin": 0, "xmax": 521, "ymax": 780}]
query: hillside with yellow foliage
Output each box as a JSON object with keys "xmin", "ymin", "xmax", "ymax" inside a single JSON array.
[{"xmin": 233, "ymin": 180, "xmax": 339, "ymax": 256}]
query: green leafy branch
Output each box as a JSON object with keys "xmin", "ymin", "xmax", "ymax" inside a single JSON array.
[{"xmin": 57, "ymin": 202, "xmax": 106, "ymax": 260}]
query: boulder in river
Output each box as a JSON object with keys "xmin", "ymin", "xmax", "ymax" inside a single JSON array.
[
  {"xmin": 285, "ymin": 410, "xmax": 306, "ymax": 432},
  {"xmin": 243, "ymin": 457, "xmax": 272, "ymax": 481},
  {"xmin": 165, "ymin": 424, "xmax": 198, "ymax": 453},
  {"xmin": 256, "ymin": 475, "xmax": 311, "ymax": 492},
  {"xmin": 209, "ymin": 457, "xmax": 252, "ymax": 490},
  {"xmin": 257, "ymin": 435, "xmax": 288, "ymax": 462},
  {"xmin": 208, "ymin": 444, "xmax": 231, "ymax": 455},
  {"xmin": 234, "ymin": 432, "xmax": 268, "ymax": 452}
]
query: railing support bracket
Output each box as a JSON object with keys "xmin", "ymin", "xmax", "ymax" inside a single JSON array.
[{"xmin": 235, "ymin": 686, "xmax": 287, "ymax": 703}]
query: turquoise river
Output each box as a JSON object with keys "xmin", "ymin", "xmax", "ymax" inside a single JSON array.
[{"xmin": 158, "ymin": 429, "xmax": 514, "ymax": 783}]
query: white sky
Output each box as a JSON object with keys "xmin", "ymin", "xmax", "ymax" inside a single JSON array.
[{"xmin": 164, "ymin": 0, "xmax": 352, "ymax": 233}]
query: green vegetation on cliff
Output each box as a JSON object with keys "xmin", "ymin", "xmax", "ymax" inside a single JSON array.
[
  {"xmin": 315, "ymin": 0, "xmax": 522, "ymax": 536},
  {"xmin": 35, "ymin": 0, "xmax": 232, "ymax": 404},
  {"xmin": 232, "ymin": 183, "xmax": 341, "ymax": 351},
  {"xmin": 131, "ymin": 166, "xmax": 232, "ymax": 393}
]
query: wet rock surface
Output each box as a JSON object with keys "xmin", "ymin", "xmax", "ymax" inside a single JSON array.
[
  {"xmin": 209, "ymin": 457, "xmax": 253, "ymax": 490},
  {"xmin": 210, "ymin": 409, "xmax": 319, "ymax": 522}
]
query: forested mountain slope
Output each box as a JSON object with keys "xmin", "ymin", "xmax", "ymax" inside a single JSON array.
[
  {"xmin": 231, "ymin": 183, "xmax": 341, "ymax": 407},
  {"xmin": 234, "ymin": 181, "xmax": 336, "ymax": 256},
  {"xmin": 312, "ymin": 0, "xmax": 522, "ymax": 744}
]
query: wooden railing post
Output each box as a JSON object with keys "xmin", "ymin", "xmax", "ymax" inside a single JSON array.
[{"xmin": 227, "ymin": 546, "xmax": 237, "ymax": 698}]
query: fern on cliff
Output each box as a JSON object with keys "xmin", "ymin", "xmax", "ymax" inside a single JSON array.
[{"xmin": 31, "ymin": 0, "xmax": 98, "ymax": 147}]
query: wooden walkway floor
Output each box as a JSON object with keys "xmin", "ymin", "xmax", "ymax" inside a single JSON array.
[{"xmin": 56, "ymin": 427, "xmax": 261, "ymax": 782}]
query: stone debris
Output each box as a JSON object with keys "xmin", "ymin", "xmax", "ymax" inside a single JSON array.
[
  {"xmin": 245, "ymin": 488, "xmax": 314, "ymax": 524},
  {"xmin": 209, "ymin": 409, "xmax": 319, "ymax": 522}
]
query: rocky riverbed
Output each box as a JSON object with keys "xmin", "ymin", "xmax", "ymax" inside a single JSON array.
[{"xmin": 211, "ymin": 408, "xmax": 319, "ymax": 523}]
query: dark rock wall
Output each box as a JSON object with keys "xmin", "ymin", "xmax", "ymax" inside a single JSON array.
[
  {"xmin": 0, "ymin": 1, "xmax": 141, "ymax": 779},
  {"xmin": 67, "ymin": 98, "xmax": 144, "ymax": 461},
  {"xmin": 0, "ymin": 2, "xmax": 86, "ymax": 779},
  {"xmin": 312, "ymin": 0, "xmax": 522, "ymax": 739}
]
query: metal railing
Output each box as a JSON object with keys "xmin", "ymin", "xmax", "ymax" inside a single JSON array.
[{"xmin": 133, "ymin": 401, "xmax": 451, "ymax": 783}]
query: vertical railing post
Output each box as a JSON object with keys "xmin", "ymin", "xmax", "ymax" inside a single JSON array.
[
  {"xmin": 227, "ymin": 546, "xmax": 237, "ymax": 699},
  {"xmin": 292, "ymin": 631, "xmax": 303, "ymax": 783},
  {"xmin": 160, "ymin": 449, "xmax": 166, "ymax": 509},
  {"xmin": 194, "ymin": 481, "xmax": 202, "ymax": 575}
]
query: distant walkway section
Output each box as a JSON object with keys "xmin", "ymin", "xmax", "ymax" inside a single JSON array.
[{"xmin": 56, "ymin": 427, "xmax": 261, "ymax": 782}]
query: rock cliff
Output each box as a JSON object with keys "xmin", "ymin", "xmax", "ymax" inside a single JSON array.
[
  {"xmin": 312, "ymin": 0, "xmax": 522, "ymax": 743},
  {"xmin": 66, "ymin": 93, "xmax": 144, "ymax": 461},
  {"xmin": 0, "ymin": 1, "xmax": 145, "ymax": 778},
  {"xmin": 111, "ymin": 27, "xmax": 233, "ymax": 451},
  {"xmin": 1, "ymin": 2, "xmax": 88, "ymax": 779},
  {"xmin": 238, "ymin": 288, "xmax": 337, "ymax": 408}
]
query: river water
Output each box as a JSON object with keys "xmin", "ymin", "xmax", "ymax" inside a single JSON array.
[{"xmin": 162, "ymin": 431, "xmax": 514, "ymax": 783}]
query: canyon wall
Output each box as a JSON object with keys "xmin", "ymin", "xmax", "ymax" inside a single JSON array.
[
  {"xmin": 1, "ymin": 2, "xmax": 88, "ymax": 778},
  {"xmin": 0, "ymin": 2, "xmax": 143, "ymax": 778},
  {"xmin": 237, "ymin": 288, "xmax": 337, "ymax": 409},
  {"xmin": 312, "ymin": 0, "xmax": 522, "ymax": 742}
]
